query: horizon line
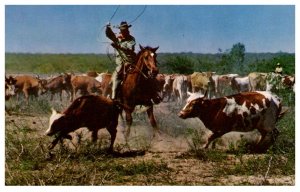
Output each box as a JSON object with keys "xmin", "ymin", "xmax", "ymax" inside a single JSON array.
[{"xmin": 5, "ymin": 51, "xmax": 295, "ymax": 55}]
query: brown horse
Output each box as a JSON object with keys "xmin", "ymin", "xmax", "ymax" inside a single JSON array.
[{"xmin": 120, "ymin": 45, "xmax": 161, "ymax": 140}]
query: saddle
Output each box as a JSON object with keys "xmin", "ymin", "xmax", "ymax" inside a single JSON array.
[{"xmin": 117, "ymin": 63, "xmax": 135, "ymax": 80}]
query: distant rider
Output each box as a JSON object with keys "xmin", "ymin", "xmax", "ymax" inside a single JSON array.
[{"xmin": 275, "ymin": 63, "xmax": 283, "ymax": 75}]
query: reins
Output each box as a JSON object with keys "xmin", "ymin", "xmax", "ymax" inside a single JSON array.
[{"xmin": 129, "ymin": 64, "xmax": 149, "ymax": 79}]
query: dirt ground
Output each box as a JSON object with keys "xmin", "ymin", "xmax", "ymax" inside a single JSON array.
[{"xmin": 5, "ymin": 103, "xmax": 295, "ymax": 186}]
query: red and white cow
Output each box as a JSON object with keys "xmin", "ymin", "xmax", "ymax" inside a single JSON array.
[
  {"xmin": 178, "ymin": 91, "xmax": 285, "ymax": 152},
  {"xmin": 45, "ymin": 95, "xmax": 123, "ymax": 152},
  {"xmin": 5, "ymin": 76, "xmax": 17, "ymax": 100},
  {"xmin": 281, "ymin": 75, "xmax": 295, "ymax": 91}
]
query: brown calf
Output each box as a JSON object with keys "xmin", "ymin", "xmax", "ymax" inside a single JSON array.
[
  {"xmin": 14, "ymin": 75, "xmax": 46, "ymax": 104},
  {"xmin": 71, "ymin": 75, "xmax": 102, "ymax": 101},
  {"xmin": 42, "ymin": 73, "xmax": 72, "ymax": 101}
]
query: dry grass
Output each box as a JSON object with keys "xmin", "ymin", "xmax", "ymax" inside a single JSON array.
[{"xmin": 4, "ymin": 91, "xmax": 295, "ymax": 186}]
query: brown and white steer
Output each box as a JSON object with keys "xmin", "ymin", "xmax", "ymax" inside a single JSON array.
[
  {"xmin": 5, "ymin": 76, "xmax": 17, "ymax": 100},
  {"xmin": 178, "ymin": 91, "xmax": 284, "ymax": 152},
  {"xmin": 95, "ymin": 72, "xmax": 112, "ymax": 98},
  {"xmin": 281, "ymin": 75, "xmax": 295, "ymax": 91},
  {"xmin": 45, "ymin": 95, "xmax": 123, "ymax": 152}
]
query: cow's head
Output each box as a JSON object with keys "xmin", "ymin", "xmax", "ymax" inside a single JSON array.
[
  {"xmin": 178, "ymin": 92, "xmax": 206, "ymax": 119},
  {"xmin": 163, "ymin": 75, "xmax": 175, "ymax": 92},
  {"xmin": 45, "ymin": 108, "xmax": 65, "ymax": 136},
  {"xmin": 38, "ymin": 78, "xmax": 48, "ymax": 95},
  {"xmin": 5, "ymin": 76, "xmax": 17, "ymax": 97},
  {"xmin": 63, "ymin": 72, "xmax": 72, "ymax": 85}
]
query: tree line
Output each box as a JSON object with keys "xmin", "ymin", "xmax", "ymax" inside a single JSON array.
[{"xmin": 5, "ymin": 43, "xmax": 295, "ymax": 76}]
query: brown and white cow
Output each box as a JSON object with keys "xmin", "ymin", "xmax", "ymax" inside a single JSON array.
[
  {"xmin": 162, "ymin": 74, "xmax": 176, "ymax": 102},
  {"xmin": 178, "ymin": 91, "xmax": 284, "ymax": 152},
  {"xmin": 95, "ymin": 72, "xmax": 112, "ymax": 98},
  {"xmin": 5, "ymin": 76, "xmax": 17, "ymax": 100},
  {"xmin": 45, "ymin": 95, "xmax": 123, "ymax": 152},
  {"xmin": 281, "ymin": 75, "xmax": 295, "ymax": 91}
]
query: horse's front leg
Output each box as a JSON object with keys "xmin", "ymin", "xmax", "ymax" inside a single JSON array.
[{"xmin": 146, "ymin": 105, "xmax": 161, "ymax": 139}]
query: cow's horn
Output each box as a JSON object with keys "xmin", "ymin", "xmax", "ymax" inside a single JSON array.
[{"xmin": 51, "ymin": 108, "xmax": 57, "ymax": 114}]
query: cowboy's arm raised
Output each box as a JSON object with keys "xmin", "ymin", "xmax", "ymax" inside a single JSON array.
[{"xmin": 105, "ymin": 24, "xmax": 118, "ymax": 43}]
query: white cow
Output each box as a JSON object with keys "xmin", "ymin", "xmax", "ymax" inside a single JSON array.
[
  {"xmin": 231, "ymin": 76, "xmax": 250, "ymax": 93},
  {"xmin": 172, "ymin": 75, "xmax": 188, "ymax": 104}
]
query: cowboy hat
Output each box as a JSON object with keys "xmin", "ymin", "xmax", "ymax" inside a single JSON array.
[{"xmin": 117, "ymin": 21, "xmax": 132, "ymax": 30}]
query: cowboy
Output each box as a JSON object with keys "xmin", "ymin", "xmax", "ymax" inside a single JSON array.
[
  {"xmin": 105, "ymin": 21, "xmax": 136, "ymax": 100},
  {"xmin": 275, "ymin": 62, "xmax": 283, "ymax": 74}
]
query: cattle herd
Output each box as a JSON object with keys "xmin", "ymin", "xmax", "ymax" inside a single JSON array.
[{"xmin": 5, "ymin": 70, "xmax": 294, "ymax": 153}]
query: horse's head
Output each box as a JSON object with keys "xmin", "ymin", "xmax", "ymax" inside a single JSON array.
[{"xmin": 137, "ymin": 45, "xmax": 159, "ymax": 78}]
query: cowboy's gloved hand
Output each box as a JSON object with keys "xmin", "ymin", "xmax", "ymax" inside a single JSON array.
[{"xmin": 106, "ymin": 22, "xmax": 111, "ymax": 27}]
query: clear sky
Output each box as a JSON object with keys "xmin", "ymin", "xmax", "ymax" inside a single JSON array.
[{"xmin": 5, "ymin": 5, "xmax": 295, "ymax": 54}]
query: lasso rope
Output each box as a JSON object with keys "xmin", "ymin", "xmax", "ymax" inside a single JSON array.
[
  {"xmin": 99, "ymin": 5, "xmax": 147, "ymax": 62},
  {"xmin": 128, "ymin": 5, "xmax": 147, "ymax": 24},
  {"xmin": 109, "ymin": 5, "xmax": 120, "ymax": 23}
]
